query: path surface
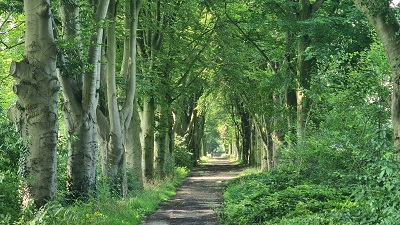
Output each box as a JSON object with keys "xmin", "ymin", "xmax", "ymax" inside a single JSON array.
[{"xmin": 141, "ymin": 157, "xmax": 242, "ymax": 225}]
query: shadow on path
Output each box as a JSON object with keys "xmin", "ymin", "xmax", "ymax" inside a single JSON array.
[{"xmin": 141, "ymin": 158, "xmax": 243, "ymax": 225}]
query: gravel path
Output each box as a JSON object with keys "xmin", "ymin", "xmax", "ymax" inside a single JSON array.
[{"xmin": 141, "ymin": 157, "xmax": 242, "ymax": 225}]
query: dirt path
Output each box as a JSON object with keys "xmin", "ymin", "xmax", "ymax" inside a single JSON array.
[{"xmin": 141, "ymin": 157, "xmax": 242, "ymax": 225}]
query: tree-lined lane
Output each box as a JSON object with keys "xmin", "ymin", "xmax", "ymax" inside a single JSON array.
[{"xmin": 141, "ymin": 158, "xmax": 242, "ymax": 225}]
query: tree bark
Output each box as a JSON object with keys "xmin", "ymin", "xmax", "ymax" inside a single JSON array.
[
  {"xmin": 142, "ymin": 95, "xmax": 155, "ymax": 180},
  {"xmin": 137, "ymin": 0, "xmax": 163, "ymax": 180},
  {"xmin": 100, "ymin": 0, "xmax": 124, "ymax": 187},
  {"xmin": 125, "ymin": 104, "xmax": 144, "ymax": 191},
  {"xmin": 8, "ymin": 0, "xmax": 59, "ymax": 208},
  {"xmin": 155, "ymin": 103, "xmax": 172, "ymax": 178},
  {"xmin": 122, "ymin": 0, "xmax": 142, "ymax": 194},
  {"xmin": 237, "ymin": 103, "xmax": 251, "ymax": 164},
  {"xmin": 58, "ymin": 0, "xmax": 110, "ymax": 200},
  {"xmin": 295, "ymin": 0, "xmax": 324, "ymax": 139},
  {"xmin": 296, "ymin": 0, "xmax": 312, "ymax": 140},
  {"xmin": 354, "ymin": 0, "xmax": 400, "ymax": 153},
  {"xmin": 96, "ymin": 0, "xmax": 142, "ymax": 194}
]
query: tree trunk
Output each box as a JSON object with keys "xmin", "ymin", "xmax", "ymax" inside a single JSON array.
[
  {"xmin": 96, "ymin": 0, "xmax": 141, "ymax": 194},
  {"xmin": 165, "ymin": 110, "xmax": 176, "ymax": 175},
  {"xmin": 252, "ymin": 121, "xmax": 263, "ymax": 169},
  {"xmin": 296, "ymin": 0, "xmax": 312, "ymax": 140},
  {"xmin": 353, "ymin": 0, "xmax": 400, "ymax": 154},
  {"xmin": 284, "ymin": 31, "xmax": 297, "ymax": 139},
  {"xmin": 142, "ymin": 95, "xmax": 155, "ymax": 180},
  {"xmin": 58, "ymin": 0, "xmax": 110, "ymax": 200},
  {"xmin": 236, "ymin": 128, "xmax": 242, "ymax": 161},
  {"xmin": 125, "ymin": 105, "xmax": 144, "ymax": 191},
  {"xmin": 121, "ymin": 0, "xmax": 142, "ymax": 194},
  {"xmin": 98, "ymin": 0, "xmax": 124, "ymax": 188},
  {"xmin": 294, "ymin": 0, "xmax": 324, "ymax": 139},
  {"xmin": 238, "ymin": 104, "xmax": 251, "ymax": 164},
  {"xmin": 186, "ymin": 106, "xmax": 206, "ymax": 165},
  {"xmin": 254, "ymin": 115, "xmax": 273, "ymax": 171},
  {"xmin": 154, "ymin": 104, "xmax": 168, "ymax": 178},
  {"xmin": 8, "ymin": 0, "xmax": 58, "ymax": 208},
  {"xmin": 272, "ymin": 94, "xmax": 284, "ymax": 168}
]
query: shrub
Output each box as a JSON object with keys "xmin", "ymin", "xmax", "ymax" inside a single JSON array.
[
  {"xmin": 174, "ymin": 135, "xmax": 193, "ymax": 168},
  {"xmin": 0, "ymin": 107, "xmax": 23, "ymax": 223},
  {"xmin": 0, "ymin": 171, "xmax": 21, "ymax": 223},
  {"xmin": 219, "ymin": 169, "xmax": 359, "ymax": 225}
]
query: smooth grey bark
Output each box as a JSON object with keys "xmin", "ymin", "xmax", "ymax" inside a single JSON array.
[
  {"xmin": 97, "ymin": 0, "xmax": 142, "ymax": 193},
  {"xmin": 272, "ymin": 94, "xmax": 284, "ymax": 168},
  {"xmin": 125, "ymin": 104, "xmax": 144, "ymax": 191},
  {"xmin": 97, "ymin": 0, "xmax": 123, "ymax": 189},
  {"xmin": 154, "ymin": 75, "xmax": 175, "ymax": 177},
  {"xmin": 165, "ymin": 110, "xmax": 176, "ymax": 175},
  {"xmin": 123, "ymin": 0, "xmax": 143, "ymax": 192},
  {"xmin": 254, "ymin": 116, "xmax": 272, "ymax": 171},
  {"xmin": 154, "ymin": 104, "xmax": 168, "ymax": 178},
  {"xmin": 8, "ymin": 0, "xmax": 58, "ymax": 208},
  {"xmin": 142, "ymin": 95, "xmax": 155, "ymax": 180},
  {"xmin": 353, "ymin": 0, "xmax": 400, "ymax": 154},
  {"xmin": 58, "ymin": 0, "xmax": 110, "ymax": 199},
  {"xmin": 137, "ymin": 0, "xmax": 163, "ymax": 181},
  {"xmin": 192, "ymin": 112, "xmax": 205, "ymax": 164}
]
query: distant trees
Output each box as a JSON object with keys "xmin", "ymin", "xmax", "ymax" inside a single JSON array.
[{"xmin": 201, "ymin": 0, "xmax": 375, "ymax": 169}]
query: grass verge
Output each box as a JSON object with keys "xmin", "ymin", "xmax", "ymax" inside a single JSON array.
[{"xmin": 8, "ymin": 167, "xmax": 189, "ymax": 225}]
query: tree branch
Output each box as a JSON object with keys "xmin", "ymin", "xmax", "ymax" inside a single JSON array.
[{"xmin": 311, "ymin": 0, "xmax": 324, "ymax": 14}]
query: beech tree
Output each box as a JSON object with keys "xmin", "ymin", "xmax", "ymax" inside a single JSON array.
[
  {"xmin": 97, "ymin": 0, "xmax": 142, "ymax": 194},
  {"xmin": 8, "ymin": 0, "xmax": 58, "ymax": 208},
  {"xmin": 58, "ymin": 0, "xmax": 110, "ymax": 199}
]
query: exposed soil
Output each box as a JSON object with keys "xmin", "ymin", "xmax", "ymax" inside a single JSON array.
[{"xmin": 140, "ymin": 157, "xmax": 243, "ymax": 225}]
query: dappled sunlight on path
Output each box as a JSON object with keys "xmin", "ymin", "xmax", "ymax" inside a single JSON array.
[{"xmin": 141, "ymin": 157, "xmax": 243, "ymax": 225}]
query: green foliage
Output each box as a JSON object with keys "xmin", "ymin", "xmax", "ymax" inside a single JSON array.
[
  {"xmin": 281, "ymin": 132, "xmax": 358, "ymax": 185},
  {"xmin": 0, "ymin": 13, "xmax": 25, "ymax": 221},
  {"xmin": 0, "ymin": 113, "xmax": 20, "ymax": 172},
  {"xmin": 0, "ymin": 106, "xmax": 23, "ymax": 223},
  {"xmin": 0, "ymin": 171, "xmax": 21, "ymax": 223},
  {"xmin": 12, "ymin": 168, "xmax": 188, "ymax": 225},
  {"xmin": 219, "ymin": 169, "xmax": 358, "ymax": 225},
  {"xmin": 55, "ymin": 121, "xmax": 71, "ymax": 200},
  {"xmin": 351, "ymin": 153, "xmax": 400, "ymax": 224},
  {"xmin": 174, "ymin": 135, "xmax": 193, "ymax": 168}
]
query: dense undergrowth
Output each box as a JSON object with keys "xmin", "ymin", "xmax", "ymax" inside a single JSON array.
[
  {"xmin": 219, "ymin": 148, "xmax": 400, "ymax": 225},
  {"xmin": 0, "ymin": 167, "xmax": 188, "ymax": 225}
]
